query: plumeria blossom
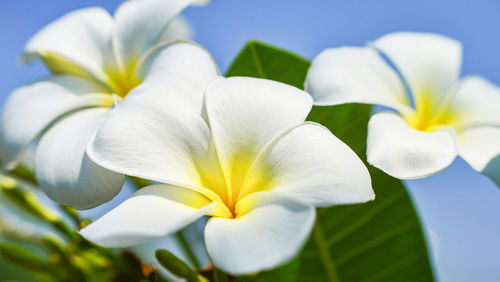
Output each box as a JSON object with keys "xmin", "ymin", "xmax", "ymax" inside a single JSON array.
[
  {"xmin": 0, "ymin": 0, "xmax": 217, "ymax": 209},
  {"xmin": 306, "ymin": 32, "xmax": 500, "ymax": 184},
  {"xmin": 80, "ymin": 76, "xmax": 374, "ymax": 275}
]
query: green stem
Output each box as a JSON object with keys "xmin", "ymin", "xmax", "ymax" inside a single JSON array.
[
  {"xmin": 60, "ymin": 205, "xmax": 82, "ymax": 227},
  {"xmin": 176, "ymin": 231, "xmax": 200, "ymax": 269},
  {"xmin": 0, "ymin": 174, "xmax": 74, "ymax": 239},
  {"xmin": 312, "ymin": 222, "xmax": 341, "ymax": 282}
]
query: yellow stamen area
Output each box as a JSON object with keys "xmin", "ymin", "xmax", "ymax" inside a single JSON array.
[
  {"xmin": 103, "ymin": 58, "xmax": 142, "ymax": 98},
  {"xmin": 402, "ymin": 88, "xmax": 459, "ymax": 132},
  {"xmin": 192, "ymin": 147, "xmax": 274, "ymax": 219},
  {"xmin": 37, "ymin": 51, "xmax": 97, "ymax": 81},
  {"xmin": 37, "ymin": 51, "xmax": 142, "ymax": 99}
]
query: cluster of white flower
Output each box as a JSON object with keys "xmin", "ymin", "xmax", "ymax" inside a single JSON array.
[{"xmin": 1, "ymin": 0, "xmax": 499, "ymax": 276}]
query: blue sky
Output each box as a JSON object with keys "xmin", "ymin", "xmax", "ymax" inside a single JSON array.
[{"xmin": 1, "ymin": 1, "xmax": 500, "ymax": 281}]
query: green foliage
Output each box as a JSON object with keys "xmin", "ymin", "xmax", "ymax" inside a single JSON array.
[
  {"xmin": 155, "ymin": 249, "xmax": 201, "ymax": 282},
  {"xmin": 0, "ymin": 176, "xmax": 163, "ymax": 282},
  {"xmin": 0, "ymin": 176, "xmax": 73, "ymax": 238},
  {"xmin": 0, "ymin": 242, "xmax": 54, "ymax": 274},
  {"xmin": 226, "ymin": 40, "xmax": 310, "ymax": 89},
  {"xmin": 226, "ymin": 40, "xmax": 434, "ymax": 281},
  {"xmin": 0, "ymin": 258, "xmax": 39, "ymax": 281}
]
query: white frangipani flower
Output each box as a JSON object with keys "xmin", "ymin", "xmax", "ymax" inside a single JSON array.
[
  {"xmin": 306, "ymin": 32, "xmax": 500, "ymax": 184},
  {"xmin": 80, "ymin": 76, "xmax": 374, "ymax": 275},
  {"xmin": 0, "ymin": 0, "xmax": 217, "ymax": 209}
]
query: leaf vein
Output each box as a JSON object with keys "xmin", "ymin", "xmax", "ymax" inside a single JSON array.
[
  {"xmin": 312, "ymin": 223, "xmax": 341, "ymax": 282},
  {"xmin": 333, "ymin": 222, "xmax": 417, "ymax": 266},
  {"xmin": 249, "ymin": 42, "xmax": 266, "ymax": 78},
  {"xmin": 325, "ymin": 191, "xmax": 404, "ymax": 245}
]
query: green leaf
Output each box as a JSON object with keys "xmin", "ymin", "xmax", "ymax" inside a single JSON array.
[
  {"xmin": 0, "ymin": 242, "xmax": 60, "ymax": 280},
  {"xmin": 226, "ymin": 40, "xmax": 434, "ymax": 281},
  {"xmin": 226, "ymin": 40, "xmax": 310, "ymax": 89},
  {"xmin": 213, "ymin": 268, "xmax": 229, "ymax": 282},
  {"xmin": 155, "ymin": 249, "xmax": 200, "ymax": 282},
  {"xmin": 0, "ymin": 258, "xmax": 39, "ymax": 282}
]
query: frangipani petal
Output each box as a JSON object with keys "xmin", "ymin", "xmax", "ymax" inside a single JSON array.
[
  {"xmin": 192, "ymin": 0, "xmax": 212, "ymax": 5},
  {"xmin": 0, "ymin": 75, "xmax": 112, "ymax": 168},
  {"xmin": 458, "ymin": 126, "xmax": 500, "ymax": 186},
  {"xmin": 205, "ymin": 77, "xmax": 312, "ymax": 195},
  {"xmin": 134, "ymin": 41, "xmax": 220, "ymax": 115},
  {"xmin": 80, "ymin": 184, "xmax": 222, "ymax": 247},
  {"xmin": 205, "ymin": 193, "xmax": 315, "ymax": 275},
  {"xmin": 305, "ymin": 47, "xmax": 412, "ymax": 114},
  {"xmin": 87, "ymin": 91, "xmax": 224, "ymax": 202},
  {"xmin": 240, "ymin": 122, "xmax": 374, "ymax": 206},
  {"xmin": 367, "ymin": 111, "xmax": 458, "ymax": 179},
  {"xmin": 446, "ymin": 76, "xmax": 500, "ymax": 130},
  {"xmin": 372, "ymin": 32, "xmax": 462, "ymax": 115},
  {"xmin": 113, "ymin": 0, "xmax": 196, "ymax": 69},
  {"xmin": 35, "ymin": 108, "xmax": 125, "ymax": 209},
  {"xmin": 158, "ymin": 16, "xmax": 193, "ymax": 43},
  {"xmin": 23, "ymin": 7, "xmax": 114, "ymax": 83}
]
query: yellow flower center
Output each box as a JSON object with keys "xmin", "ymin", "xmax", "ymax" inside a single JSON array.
[
  {"xmin": 37, "ymin": 51, "xmax": 142, "ymax": 98},
  {"xmin": 103, "ymin": 59, "xmax": 142, "ymax": 98},
  {"xmin": 402, "ymin": 89, "xmax": 458, "ymax": 132},
  {"xmin": 194, "ymin": 148, "xmax": 273, "ymax": 219}
]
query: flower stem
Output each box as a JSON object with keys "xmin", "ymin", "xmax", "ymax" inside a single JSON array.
[
  {"xmin": 0, "ymin": 174, "xmax": 74, "ymax": 239},
  {"xmin": 175, "ymin": 231, "xmax": 201, "ymax": 269}
]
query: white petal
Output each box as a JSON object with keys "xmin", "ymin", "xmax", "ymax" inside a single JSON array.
[
  {"xmin": 205, "ymin": 193, "xmax": 315, "ymax": 275},
  {"xmin": 191, "ymin": 0, "xmax": 212, "ymax": 5},
  {"xmin": 240, "ymin": 122, "xmax": 374, "ymax": 207},
  {"xmin": 306, "ymin": 47, "xmax": 412, "ymax": 114},
  {"xmin": 372, "ymin": 32, "xmax": 462, "ymax": 115},
  {"xmin": 0, "ymin": 75, "xmax": 112, "ymax": 168},
  {"xmin": 133, "ymin": 41, "xmax": 220, "ymax": 115},
  {"xmin": 80, "ymin": 184, "xmax": 219, "ymax": 247},
  {"xmin": 87, "ymin": 89, "xmax": 225, "ymax": 203},
  {"xmin": 35, "ymin": 108, "xmax": 125, "ymax": 209},
  {"xmin": 446, "ymin": 76, "xmax": 500, "ymax": 129},
  {"xmin": 367, "ymin": 111, "xmax": 458, "ymax": 179},
  {"xmin": 113, "ymin": 0, "xmax": 197, "ymax": 68},
  {"xmin": 158, "ymin": 16, "xmax": 193, "ymax": 42},
  {"xmin": 205, "ymin": 77, "xmax": 312, "ymax": 190},
  {"xmin": 23, "ymin": 7, "xmax": 114, "ymax": 83},
  {"xmin": 458, "ymin": 126, "xmax": 500, "ymax": 186}
]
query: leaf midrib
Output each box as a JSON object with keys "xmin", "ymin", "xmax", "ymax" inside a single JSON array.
[
  {"xmin": 312, "ymin": 223, "xmax": 341, "ymax": 282},
  {"xmin": 249, "ymin": 42, "xmax": 266, "ymax": 78}
]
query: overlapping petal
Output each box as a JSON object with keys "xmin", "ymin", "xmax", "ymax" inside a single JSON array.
[
  {"xmin": 240, "ymin": 122, "xmax": 374, "ymax": 206},
  {"xmin": 446, "ymin": 76, "xmax": 500, "ymax": 130},
  {"xmin": 305, "ymin": 47, "xmax": 412, "ymax": 114},
  {"xmin": 80, "ymin": 184, "xmax": 224, "ymax": 247},
  {"xmin": 35, "ymin": 108, "xmax": 125, "ymax": 209},
  {"xmin": 367, "ymin": 111, "xmax": 458, "ymax": 179},
  {"xmin": 0, "ymin": 75, "xmax": 112, "ymax": 168},
  {"xmin": 458, "ymin": 126, "xmax": 500, "ymax": 186},
  {"xmin": 372, "ymin": 32, "xmax": 462, "ymax": 116},
  {"xmin": 87, "ymin": 97, "xmax": 221, "ymax": 199},
  {"xmin": 23, "ymin": 7, "xmax": 115, "ymax": 83},
  {"xmin": 86, "ymin": 41, "xmax": 220, "ymax": 199},
  {"xmin": 205, "ymin": 192, "xmax": 315, "ymax": 275},
  {"xmin": 133, "ymin": 41, "xmax": 220, "ymax": 115},
  {"xmin": 158, "ymin": 16, "xmax": 193, "ymax": 43},
  {"xmin": 204, "ymin": 77, "xmax": 312, "ymax": 198},
  {"xmin": 113, "ymin": 0, "xmax": 196, "ymax": 69}
]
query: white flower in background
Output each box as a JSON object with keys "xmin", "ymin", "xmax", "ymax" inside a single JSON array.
[
  {"xmin": 80, "ymin": 76, "xmax": 374, "ymax": 275},
  {"xmin": 306, "ymin": 32, "xmax": 500, "ymax": 184},
  {"xmin": 0, "ymin": 0, "xmax": 217, "ymax": 209}
]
